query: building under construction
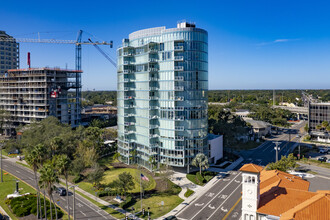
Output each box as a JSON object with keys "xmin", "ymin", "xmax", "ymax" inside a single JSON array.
[{"xmin": 0, "ymin": 67, "xmax": 82, "ymax": 135}]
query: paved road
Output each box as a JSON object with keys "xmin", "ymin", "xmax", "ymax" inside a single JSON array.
[
  {"xmin": 177, "ymin": 122, "xmax": 307, "ymax": 220},
  {"xmin": 1, "ymin": 159, "xmax": 116, "ymax": 220},
  {"xmin": 177, "ymin": 171, "xmax": 242, "ymax": 220}
]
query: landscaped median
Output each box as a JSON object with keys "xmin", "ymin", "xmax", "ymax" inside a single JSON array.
[
  {"xmin": 0, "ymin": 171, "xmax": 68, "ymax": 220},
  {"xmin": 186, "ymin": 171, "xmax": 217, "ymax": 186}
]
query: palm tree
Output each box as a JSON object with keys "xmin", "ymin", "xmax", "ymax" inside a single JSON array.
[
  {"xmin": 50, "ymin": 137, "xmax": 63, "ymax": 157},
  {"xmin": 316, "ymin": 124, "xmax": 322, "ymax": 130},
  {"xmin": 54, "ymin": 155, "xmax": 71, "ymax": 220},
  {"xmin": 39, "ymin": 162, "xmax": 59, "ymax": 220},
  {"xmin": 26, "ymin": 144, "xmax": 47, "ymax": 220},
  {"xmin": 192, "ymin": 153, "xmax": 209, "ymax": 175},
  {"xmin": 322, "ymin": 121, "xmax": 329, "ymax": 130}
]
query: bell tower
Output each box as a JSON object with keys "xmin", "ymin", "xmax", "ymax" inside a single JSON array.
[{"xmin": 239, "ymin": 164, "xmax": 263, "ymax": 220}]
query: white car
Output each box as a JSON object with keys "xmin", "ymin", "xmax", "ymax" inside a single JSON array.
[{"xmin": 319, "ymin": 148, "xmax": 328, "ymax": 154}]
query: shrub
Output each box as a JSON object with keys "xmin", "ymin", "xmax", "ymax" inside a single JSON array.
[
  {"xmin": 184, "ymin": 188, "xmax": 194, "ymax": 198},
  {"xmin": 119, "ymin": 196, "xmax": 135, "ymax": 209},
  {"xmin": 196, "ymin": 172, "xmax": 205, "ymax": 183},
  {"xmin": 73, "ymin": 174, "xmax": 84, "ymax": 183}
]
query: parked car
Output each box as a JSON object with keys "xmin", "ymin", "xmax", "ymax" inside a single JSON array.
[
  {"xmin": 56, "ymin": 187, "xmax": 67, "ymax": 196},
  {"xmin": 318, "ymin": 156, "xmax": 327, "ymax": 162},
  {"xmin": 319, "ymin": 148, "xmax": 329, "ymax": 154},
  {"xmin": 164, "ymin": 216, "xmax": 177, "ymax": 220},
  {"xmin": 327, "ymin": 158, "xmax": 330, "ymax": 163}
]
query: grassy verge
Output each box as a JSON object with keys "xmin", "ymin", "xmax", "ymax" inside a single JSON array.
[
  {"xmin": 0, "ymin": 172, "xmax": 69, "ymax": 220},
  {"xmin": 74, "ymin": 190, "xmax": 125, "ymax": 219},
  {"xmin": 15, "ymin": 161, "xmax": 30, "ymax": 169},
  {"xmin": 299, "ymin": 158, "xmax": 330, "ymax": 169},
  {"xmin": 184, "ymin": 188, "xmax": 194, "ymax": 198}
]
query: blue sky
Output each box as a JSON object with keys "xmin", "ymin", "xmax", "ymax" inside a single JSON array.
[{"xmin": 1, "ymin": 0, "xmax": 330, "ymax": 90}]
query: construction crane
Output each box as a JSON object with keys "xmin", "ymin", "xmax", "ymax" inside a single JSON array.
[
  {"xmin": 88, "ymin": 38, "xmax": 116, "ymax": 67},
  {"xmin": 0, "ymin": 30, "xmax": 114, "ymax": 125}
]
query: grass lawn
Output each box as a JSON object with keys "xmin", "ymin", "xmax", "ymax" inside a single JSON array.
[
  {"xmin": 78, "ymin": 168, "xmax": 156, "ymax": 194},
  {"xmin": 187, "ymin": 171, "xmax": 217, "ymax": 186},
  {"xmin": 0, "ymin": 172, "xmax": 68, "ymax": 220},
  {"xmin": 131, "ymin": 195, "xmax": 183, "ymax": 219}
]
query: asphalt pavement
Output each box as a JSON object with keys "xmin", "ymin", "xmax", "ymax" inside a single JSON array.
[{"xmin": 1, "ymin": 158, "xmax": 116, "ymax": 220}]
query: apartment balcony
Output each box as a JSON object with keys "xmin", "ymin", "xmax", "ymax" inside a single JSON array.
[
  {"xmin": 174, "ymin": 96, "xmax": 184, "ymax": 101},
  {"xmin": 174, "ymin": 46, "xmax": 184, "ymax": 51},
  {"xmin": 149, "ymin": 106, "xmax": 159, "ymax": 110},
  {"xmin": 124, "ymin": 122, "xmax": 135, "ymax": 126},
  {"xmin": 148, "ymin": 58, "xmax": 158, "ymax": 63},
  {"xmin": 149, "ymin": 144, "xmax": 159, "ymax": 148},
  {"xmin": 174, "ymin": 136, "xmax": 185, "ymax": 141},
  {"xmin": 149, "ymin": 134, "xmax": 159, "ymax": 138},
  {"xmin": 124, "ymin": 96, "xmax": 134, "ymax": 100},
  {"xmin": 123, "ymin": 61, "xmax": 134, "ymax": 65},
  {"xmin": 174, "ymin": 86, "xmax": 184, "ymax": 91},
  {"xmin": 149, "ymin": 125, "xmax": 159, "ymax": 129},
  {"xmin": 175, "ymin": 126, "xmax": 184, "ymax": 131},
  {"xmin": 150, "ymin": 87, "xmax": 159, "ymax": 91},
  {"xmin": 124, "ymin": 78, "xmax": 135, "ymax": 82},
  {"xmin": 149, "ymin": 96, "xmax": 159, "ymax": 100},
  {"xmin": 123, "ymin": 70, "xmax": 133, "ymax": 74},
  {"xmin": 123, "ymin": 52, "xmax": 134, "ymax": 56},
  {"xmin": 174, "ymin": 106, "xmax": 184, "ymax": 111},
  {"xmin": 174, "ymin": 66, "xmax": 184, "ymax": 71},
  {"xmin": 174, "ymin": 56, "xmax": 184, "ymax": 61},
  {"xmin": 125, "ymin": 130, "xmax": 135, "ymax": 135},
  {"xmin": 174, "ymin": 116, "xmax": 185, "ymax": 121},
  {"xmin": 148, "ymin": 48, "xmax": 158, "ymax": 53},
  {"xmin": 124, "ymin": 113, "xmax": 135, "ymax": 117},
  {"xmin": 148, "ymin": 68, "xmax": 159, "ymax": 72},
  {"xmin": 149, "ymin": 77, "xmax": 158, "ymax": 81},
  {"xmin": 124, "ymin": 104, "xmax": 134, "ymax": 109},
  {"xmin": 149, "ymin": 115, "xmax": 159, "ymax": 120},
  {"xmin": 174, "ymin": 76, "xmax": 184, "ymax": 81}
]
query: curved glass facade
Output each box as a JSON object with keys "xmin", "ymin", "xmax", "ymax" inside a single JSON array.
[{"xmin": 117, "ymin": 22, "xmax": 208, "ymax": 171}]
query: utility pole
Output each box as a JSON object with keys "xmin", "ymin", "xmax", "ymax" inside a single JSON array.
[{"xmin": 274, "ymin": 141, "xmax": 281, "ymax": 162}]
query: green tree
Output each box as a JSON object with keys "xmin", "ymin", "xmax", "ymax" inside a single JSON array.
[
  {"xmin": 304, "ymin": 124, "xmax": 309, "ymax": 132},
  {"xmin": 148, "ymin": 156, "xmax": 157, "ymax": 173},
  {"xmin": 159, "ymin": 163, "xmax": 174, "ymax": 188},
  {"xmin": 25, "ymin": 144, "xmax": 47, "ymax": 219},
  {"xmin": 192, "ymin": 153, "xmax": 209, "ymax": 175},
  {"xmin": 54, "ymin": 155, "xmax": 71, "ymax": 220},
  {"xmin": 39, "ymin": 162, "xmax": 59, "ymax": 220},
  {"xmin": 111, "ymin": 172, "xmax": 135, "ymax": 196},
  {"xmin": 316, "ymin": 124, "xmax": 322, "ymax": 130},
  {"xmin": 87, "ymin": 163, "xmax": 104, "ymax": 189},
  {"xmin": 266, "ymin": 153, "xmax": 298, "ymax": 172},
  {"xmin": 322, "ymin": 121, "xmax": 329, "ymax": 129},
  {"xmin": 113, "ymin": 152, "xmax": 121, "ymax": 161},
  {"xmin": 0, "ymin": 109, "xmax": 10, "ymax": 135}
]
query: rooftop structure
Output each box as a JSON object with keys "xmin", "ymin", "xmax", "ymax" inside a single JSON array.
[
  {"xmin": 0, "ymin": 31, "xmax": 19, "ymax": 75},
  {"xmin": 117, "ymin": 22, "xmax": 208, "ymax": 171},
  {"xmin": 240, "ymin": 164, "xmax": 330, "ymax": 220},
  {"xmin": 0, "ymin": 67, "xmax": 82, "ymax": 135}
]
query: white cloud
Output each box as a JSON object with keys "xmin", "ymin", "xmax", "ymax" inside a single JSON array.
[{"xmin": 257, "ymin": 38, "xmax": 299, "ymax": 46}]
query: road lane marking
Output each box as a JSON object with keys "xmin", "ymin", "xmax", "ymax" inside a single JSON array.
[
  {"xmin": 190, "ymin": 172, "xmax": 241, "ymax": 220},
  {"xmin": 234, "ymin": 180, "xmax": 240, "ymax": 183},
  {"xmin": 208, "ymin": 204, "xmax": 215, "ymax": 209},
  {"xmin": 221, "ymin": 207, "xmax": 228, "ymax": 212},
  {"xmin": 16, "ymin": 170, "xmax": 20, "ymax": 173},
  {"xmin": 207, "ymin": 183, "xmax": 242, "ymax": 220},
  {"xmin": 194, "ymin": 203, "xmax": 204, "ymax": 207},
  {"xmin": 222, "ymin": 197, "xmax": 242, "ymax": 220},
  {"xmin": 80, "ymin": 211, "xmax": 87, "ymax": 216}
]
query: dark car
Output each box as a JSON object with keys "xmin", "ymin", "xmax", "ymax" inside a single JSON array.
[
  {"xmin": 318, "ymin": 156, "xmax": 327, "ymax": 162},
  {"xmin": 56, "ymin": 187, "xmax": 67, "ymax": 196},
  {"xmin": 164, "ymin": 216, "xmax": 177, "ymax": 220}
]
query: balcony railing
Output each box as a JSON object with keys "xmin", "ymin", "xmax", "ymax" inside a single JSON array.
[
  {"xmin": 175, "ymin": 126, "xmax": 184, "ymax": 131},
  {"xmin": 123, "ymin": 52, "xmax": 134, "ymax": 56},
  {"xmin": 124, "ymin": 96, "xmax": 134, "ymax": 100},
  {"xmin": 149, "ymin": 115, "xmax": 159, "ymax": 119},
  {"xmin": 148, "ymin": 68, "xmax": 159, "ymax": 72},
  {"xmin": 123, "ymin": 70, "xmax": 133, "ymax": 74},
  {"xmin": 174, "ymin": 86, "xmax": 184, "ymax": 91},
  {"xmin": 174, "ymin": 56, "xmax": 184, "ymax": 61},
  {"xmin": 150, "ymin": 87, "xmax": 159, "ymax": 91},
  {"xmin": 174, "ymin": 46, "xmax": 184, "ymax": 51},
  {"xmin": 174, "ymin": 116, "xmax": 185, "ymax": 121},
  {"xmin": 148, "ymin": 49, "xmax": 158, "ymax": 53},
  {"xmin": 174, "ymin": 76, "xmax": 184, "ymax": 81},
  {"xmin": 149, "ymin": 125, "xmax": 159, "ymax": 129},
  {"xmin": 174, "ymin": 96, "xmax": 184, "ymax": 101},
  {"xmin": 148, "ymin": 58, "xmax": 158, "ymax": 62},
  {"xmin": 174, "ymin": 66, "xmax": 184, "ymax": 71},
  {"xmin": 149, "ymin": 77, "xmax": 158, "ymax": 81}
]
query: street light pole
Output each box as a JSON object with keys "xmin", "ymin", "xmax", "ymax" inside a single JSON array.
[
  {"xmin": 1, "ymin": 143, "xmax": 3, "ymax": 183},
  {"xmin": 69, "ymin": 185, "xmax": 77, "ymax": 220},
  {"xmin": 274, "ymin": 141, "xmax": 281, "ymax": 162}
]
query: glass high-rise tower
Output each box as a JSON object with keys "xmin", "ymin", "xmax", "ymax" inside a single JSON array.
[{"xmin": 117, "ymin": 22, "xmax": 208, "ymax": 172}]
